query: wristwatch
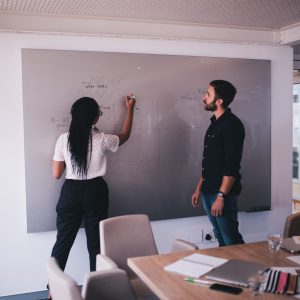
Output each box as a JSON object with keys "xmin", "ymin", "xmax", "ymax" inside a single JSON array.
[{"xmin": 217, "ymin": 191, "xmax": 226, "ymax": 198}]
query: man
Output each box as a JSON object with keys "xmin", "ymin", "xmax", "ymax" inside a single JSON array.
[{"xmin": 191, "ymin": 80, "xmax": 245, "ymax": 246}]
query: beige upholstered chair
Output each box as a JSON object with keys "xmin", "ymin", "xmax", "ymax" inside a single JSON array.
[
  {"xmin": 283, "ymin": 212, "xmax": 300, "ymax": 238},
  {"xmin": 99, "ymin": 215, "xmax": 157, "ymax": 277},
  {"xmin": 98, "ymin": 214, "xmax": 157, "ymax": 298},
  {"xmin": 97, "ymin": 214, "xmax": 198, "ymax": 299},
  {"xmin": 47, "ymin": 257, "xmax": 136, "ymax": 300}
]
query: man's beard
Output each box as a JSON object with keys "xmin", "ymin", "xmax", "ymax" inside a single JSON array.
[{"xmin": 204, "ymin": 99, "xmax": 217, "ymax": 111}]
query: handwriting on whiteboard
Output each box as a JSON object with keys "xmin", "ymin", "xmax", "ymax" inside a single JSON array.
[{"xmin": 81, "ymin": 77, "xmax": 121, "ymax": 99}]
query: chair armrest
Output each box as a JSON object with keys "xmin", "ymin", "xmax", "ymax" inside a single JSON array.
[
  {"xmin": 96, "ymin": 254, "xmax": 118, "ymax": 271},
  {"xmin": 171, "ymin": 239, "xmax": 199, "ymax": 253},
  {"xmin": 82, "ymin": 269, "xmax": 136, "ymax": 300}
]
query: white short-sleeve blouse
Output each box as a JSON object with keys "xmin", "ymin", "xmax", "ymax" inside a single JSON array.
[{"xmin": 53, "ymin": 129, "xmax": 119, "ymax": 180}]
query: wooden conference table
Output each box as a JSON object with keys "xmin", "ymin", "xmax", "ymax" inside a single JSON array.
[{"xmin": 128, "ymin": 242, "xmax": 300, "ymax": 300}]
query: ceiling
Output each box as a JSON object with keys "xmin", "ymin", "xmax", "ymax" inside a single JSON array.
[
  {"xmin": 0, "ymin": 0, "xmax": 300, "ymax": 50},
  {"xmin": 1, "ymin": 0, "xmax": 300, "ymax": 30}
]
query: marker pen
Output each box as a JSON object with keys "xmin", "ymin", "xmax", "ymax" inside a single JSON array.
[{"xmin": 184, "ymin": 277, "xmax": 212, "ymax": 285}]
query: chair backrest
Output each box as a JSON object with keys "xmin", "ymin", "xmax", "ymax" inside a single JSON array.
[
  {"xmin": 47, "ymin": 257, "xmax": 82, "ymax": 300},
  {"xmin": 171, "ymin": 239, "xmax": 199, "ymax": 252},
  {"xmin": 48, "ymin": 257, "xmax": 136, "ymax": 300},
  {"xmin": 83, "ymin": 269, "xmax": 136, "ymax": 300},
  {"xmin": 100, "ymin": 214, "xmax": 158, "ymax": 278},
  {"xmin": 283, "ymin": 212, "xmax": 300, "ymax": 238}
]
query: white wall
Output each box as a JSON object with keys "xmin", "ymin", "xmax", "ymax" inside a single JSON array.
[{"xmin": 0, "ymin": 31, "xmax": 293, "ymax": 296}]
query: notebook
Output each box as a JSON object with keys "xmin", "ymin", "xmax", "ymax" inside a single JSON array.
[
  {"xmin": 281, "ymin": 238, "xmax": 300, "ymax": 253},
  {"xmin": 164, "ymin": 253, "xmax": 228, "ymax": 278},
  {"xmin": 205, "ymin": 259, "xmax": 269, "ymax": 287}
]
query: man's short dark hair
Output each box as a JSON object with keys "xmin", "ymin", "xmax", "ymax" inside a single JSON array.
[{"xmin": 209, "ymin": 80, "xmax": 237, "ymax": 108}]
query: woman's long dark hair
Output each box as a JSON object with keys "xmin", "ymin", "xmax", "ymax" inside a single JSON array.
[{"xmin": 68, "ymin": 97, "xmax": 100, "ymax": 178}]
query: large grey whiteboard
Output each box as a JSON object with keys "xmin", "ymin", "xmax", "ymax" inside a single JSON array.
[{"xmin": 22, "ymin": 49, "xmax": 271, "ymax": 233}]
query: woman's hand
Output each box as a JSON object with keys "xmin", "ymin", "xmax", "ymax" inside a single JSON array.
[
  {"xmin": 125, "ymin": 94, "xmax": 136, "ymax": 109},
  {"xmin": 117, "ymin": 94, "xmax": 136, "ymax": 146}
]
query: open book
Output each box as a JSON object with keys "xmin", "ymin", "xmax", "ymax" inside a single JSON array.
[{"xmin": 164, "ymin": 253, "xmax": 228, "ymax": 278}]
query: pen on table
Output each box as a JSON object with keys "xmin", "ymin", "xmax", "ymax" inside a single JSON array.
[{"xmin": 184, "ymin": 277, "xmax": 212, "ymax": 285}]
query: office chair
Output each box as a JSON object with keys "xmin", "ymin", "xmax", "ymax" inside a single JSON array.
[
  {"xmin": 98, "ymin": 214, "xmax": 157, "ymax": 298},
  {"xmin": 47, "ymin": 257, "xmax": 136, "ymax": 300},
  {"xmin": 97, "ymin": 214, "xmax": 198, "ymax": 299},
  {"xmin": 171, "ymin": 238, "xmax": 199, "ymax": 252},
  {"xmin": 283, "ymin": 212, "xmax": 300, "ymax": 238},
  {"xmin": 99, "ymin": 215, "xmax": 157, "ymax": 277}
]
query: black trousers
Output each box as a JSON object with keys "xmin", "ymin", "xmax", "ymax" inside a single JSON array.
[{"xmin": 51, "ymin": 177, "xmax": 108, "ymax": 271}]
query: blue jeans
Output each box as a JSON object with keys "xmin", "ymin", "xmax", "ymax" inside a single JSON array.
[{"xmin": 202, "ymin": 193, "xmax": 244, "ymax": 246}]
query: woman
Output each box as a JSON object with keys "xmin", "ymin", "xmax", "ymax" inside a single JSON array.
[{"xmin": 50, "ymin": 95, "xmax": 135, "ymax": 273}]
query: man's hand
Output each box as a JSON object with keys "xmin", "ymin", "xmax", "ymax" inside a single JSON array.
[
  {"xmin": 191, "ymin": 191, "xmax": 200, "ymax": 208},
  {"xmin": 211, "ymin": 196, "xmax": 224, "ymax": 216}
]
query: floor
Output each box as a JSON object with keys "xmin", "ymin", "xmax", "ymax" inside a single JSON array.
[{"xmin": 0, "ymin": 291, "xmax": 48, "ymax": 300}]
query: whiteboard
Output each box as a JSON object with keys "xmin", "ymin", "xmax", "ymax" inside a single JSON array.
[{"xmin": 22, "ymin": 49, "xmax": 271, "ymax": 233}]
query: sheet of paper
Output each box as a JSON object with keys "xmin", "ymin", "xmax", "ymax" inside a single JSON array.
[
  {"xmin": 164, "ymin": 253, "xmax": 228, "ymax": 278},
  {"xmin": 287, "ymin": 255, "xmax": 300, "ymax": 265}
]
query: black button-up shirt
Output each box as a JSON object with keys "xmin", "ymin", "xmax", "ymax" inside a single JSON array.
[{"xmin": 201, "ymin": 108, "xmax": 245, "ymax": 195}]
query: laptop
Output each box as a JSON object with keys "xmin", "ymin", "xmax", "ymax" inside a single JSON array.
[
  {"xmin": 281, "ymin": 238, "xmax": 300, "ymax": 253},
  {"xmin": 205, "ymin": 259, "xmax": 269, "ymax": 287}
]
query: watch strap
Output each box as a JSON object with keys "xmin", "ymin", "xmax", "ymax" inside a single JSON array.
[{"xmin": 217, "ymin": 191, "xmax": 226, "ymax": 198}]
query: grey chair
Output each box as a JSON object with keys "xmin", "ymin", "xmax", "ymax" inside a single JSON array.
[
  {"xmin": 171, "ymin": 238, "xmax": 199, "ymax": 252},
  {"xmin": 47, "ymin": 257, "xmax": 136, "ymax": 300},
  {"xmin": 97, "ymin": 214, "xmax": 198, "ymax": 299},
  {"xmin": 98, "ymin": 214, "xmax": 157, "ymax": 298},
  {"xmin": 283, "ymin": 212, "xmax": 300, "ymax": 238}
]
